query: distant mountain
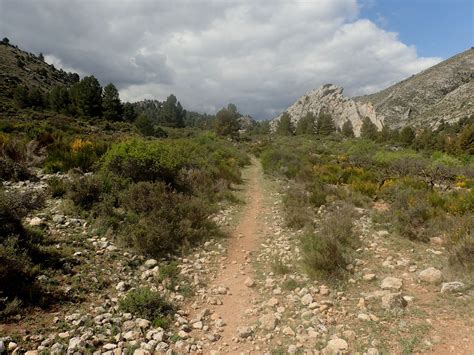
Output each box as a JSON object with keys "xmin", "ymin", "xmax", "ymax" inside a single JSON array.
[
  {"xmin": 272, "ymin": 48, "xmax": 473, "ymax": 135},
  {"xmin": 272, "ymin": 84, "xmax": 383, "ymax": 136},
  {"xmin": 0, "ymin": 40, "xmax": 78, "ymax": 112},
  {"xmin": 355, "ymin": 48, "xmax": 473, "ymax": 129}
]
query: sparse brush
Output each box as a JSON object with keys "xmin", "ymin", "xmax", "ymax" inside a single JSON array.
[
  {"xmin": 300, "ymin": 204, "xmax": 357, "ymax": 279},
  {"xmin": 119, "ymin": 288, "xmax": 174, "ymax": 328}
]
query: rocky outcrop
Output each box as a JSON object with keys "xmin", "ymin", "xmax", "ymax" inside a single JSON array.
[
  {"xmin": 355, "ymin": 48, "xmax": 474, "ymax": 129},
  {"xmin": 272, "ymin": 84, "xmax": 383, "ymax": 136},
  {"xmin": 272, "ymin": 48, "xmax": 473, "ymax": 133}
]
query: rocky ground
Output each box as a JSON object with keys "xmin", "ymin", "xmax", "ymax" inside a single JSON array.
[{"xmin": 1, "ymin": 161, "xmax": 473, "ymax": 354}]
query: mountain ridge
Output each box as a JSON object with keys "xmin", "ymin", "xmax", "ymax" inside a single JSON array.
[{"xmin": 272, "ymin": 48, "xmax": 473, "ymax": 134}]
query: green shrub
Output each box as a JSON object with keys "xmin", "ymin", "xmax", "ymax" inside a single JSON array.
[
  {"xmin": 300, "ymin": 205, "xmax": 357, "ymax": 278},
  {"xmin": 48, "ymin": 176, "xmax": 67, "ymax": 198},
  {"xmin": 271, "ymin": 258, "xmax": 291, "ymax": 275},
  {"xmin": 121, "ymin": 182, "xmax": 220, "ymax": 257},
  {"xmin": 0, "ymin": 189, "xmax": 63, "ymax": 318},
  {"xmin": 119, "ymin": 288, "xmax": 174, "ymax": 328},
  {"xmin": 68, "ymin": 174, "xmax": 103, "ymax": 209},
  {"xmin": 391, "ymin": 188, "xmax": 434, "ymax": 241},
  {"xmin": 446, "ymin": 217, "xmax": 474, "ymax": 272},
  {"xmin": 283, "ymin": 184, "xmax": 314, "ymax": 229}
]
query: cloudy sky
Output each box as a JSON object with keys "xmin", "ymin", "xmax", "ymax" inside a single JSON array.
[{"xmin": 0, "ymin": 0, "xmax": 471, "ymax": 118}]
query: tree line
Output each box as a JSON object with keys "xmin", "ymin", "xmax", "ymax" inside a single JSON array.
[{"xmin": 275, "ymin": 111, "xmax": 473, "ymax": 154}]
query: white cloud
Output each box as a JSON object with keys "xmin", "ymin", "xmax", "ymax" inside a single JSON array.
[{"xmin": 0, "ymin": 0, "xmax": 441, "ymax": 118}]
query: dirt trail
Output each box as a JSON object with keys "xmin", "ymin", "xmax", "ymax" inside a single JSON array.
[{"xmin": 204, "ymin": 157, "xmax": 266, "ymax": 350}]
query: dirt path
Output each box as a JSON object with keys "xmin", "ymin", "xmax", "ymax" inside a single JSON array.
[{"xmin": 193, "ymin": 157, "xmax": 267, "ymax": 352}]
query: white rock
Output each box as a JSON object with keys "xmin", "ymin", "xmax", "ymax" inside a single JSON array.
[
  {"xmin": 133, "ymin": 350, "xmax": 150, "ymax": 355},
  {"xmin": 237, "ymin": 326, "xmax": 253, "ymax": 338},
  {"xmin": 8, "ymin": 342, "xmax": 17, "ymax": 351},
  {"xmin": 282, "ymin": 326, "xmax": 296, "ymax": 337},
  {"xmin": 144, "ymin": 259, "xmax": 158, "ymax": 269},
  {"xmin": 192, "ymin": 321, "xmax": 203, "ymax": 330},
  {"xmin": 440, "ymin": 281, "xmax": 465, "ymax": 293},
  {"xmin": 103, "ymin": 344, "xmax": 117, "ymax": 350},
  {"xmin": 136, "ymin": 318, "xmax": 151, "ymax": 329},
  {"xmin": 323, "ymin": 337, "xmax": 348, "ymax": 354},
  {"xmin": 123, "ymin": 331, "xmax": 140, "ymax": 341},
  {"xmin": 244, "ymin": 277, "xmax": 255, "ymax": 287},
  {"xmin": 381, "ymin": 293, "xmax": 407, "ymax": 310},
  {"xmin": 116, "ymin": 281, "xmax": 127, "ymax": 292},
  {"xmin": 259, "ymin": 314, "xmax": 277, "ymax": 331},
  {"xmin": 301, "ymin": 293, "xmax": 313, "ymax": 305},
  {"xmin": 380, "ymin": 277, "xmax": 403, "ymax": 290},
  {"xmin": 363, "ymin": 273, "xmax": 376, "ymax": 281},
  {"xmin": 358, "ymin": 313, "xmax": 371, "ymax": 321},
  {"xmin": 267, "ymin": 297, "xmax": 279, "ymax": 307},
  {"xmin": 418, "ymin": 267, "xmax": 443, "ymax": 285},
  {"xmin": 29, "ymin": 217, "xmax": 43, "ymax": 226},
  {"xmin": 68, "ymin": 337, "xmax": 85, "ymax": 352},
  {"xmin": 50, "ymin": 343, "xmax": 64, "ymax": 355}
]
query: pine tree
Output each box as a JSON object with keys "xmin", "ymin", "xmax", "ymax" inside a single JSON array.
[
  {"xmin": 296, "ymin": 112, "xmax": 316, "ymax": 135},
  {"xmin": 317, "ymin": 113, "xmax": 336, "ymax": 136},
  {"xmin": 48, "ymin": 86, "xmax": 71, "ymax": 113},
  {"xmin": 341, "ymin": 120, "xmax": 354, "ymax": 137},
  {"xmin": 135, "ymin": 113, "xmax": 155, "ymax": 136},
  {"xmin": 123, "ymin": 102, "xmax": 137, "ymax": 122},
  {"xmin": 458, "ymin": 124, "xmax": 474, "ymax": 155},
  {"xmin": 158, "ymin": 94, "xmax": 185, "ymax": 128},
  {"xmin": 102, "ymin": 83, "xmax": 123, "ymax": 121},
  {"xmin": 360, "ymin": 117, "xmax": 379, "ymax": 140},
  {"xmin": 215, "ymin": 103, "xmax": 241, "ymax": 139},
  {"xmin": 276, "ymin": 112, "xmax": 294, "ymax": 136},
  {"xmin": 13, "ymin": 86, "xmax": 30, "ymax": 108},
  {"xmin": 70, "ymin": 76, "xmax": 103, "ymax": 117},
  {"xmin": 399, "ymin": 126, "xmax": 416, "ymax": 146}
]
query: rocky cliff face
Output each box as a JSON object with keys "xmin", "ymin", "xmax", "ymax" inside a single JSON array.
[
  {"xmin": 272, "ymin": 48, "xmax": 473, "ymax": 134},
  {"xmin": 272, "ymin": 84, "xmax": 383, "ymax": 136},
  {"xmin": 354, "ymin": 48, "xmax": 473, "ymax": 129}
]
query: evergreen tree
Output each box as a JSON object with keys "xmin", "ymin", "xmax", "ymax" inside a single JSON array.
[
  {"xmin": 70, "ymin": 75, "xmax": 103, "ymax": 117},
  {"xmin": 102, "ymin": 83, "xmax": 123, "ymax": 121},
  {"xmin": 296, "ymin": 112, "xmax": 316, "ymax": 135},
  {"xmin": 1, "ymin": 37, "xmax": 9, "ymax": 45},
  {"xmin": 158, "ymin": 94, "xmax": 185, "ymax": 128},
  {"xmin": 123, "ymin": 102, "xmax": 137, "ymax": 122},
  {"xmin": 48, "ymin": 86, "xmax": 71, "ymax": 113},
  {"xmin": 341, "ymin": 120, "xmax": 354, "ymax": 137},
  {"xmin": 360, "ymin": 117, "xmax": 379, "ymax": 140},
  {"xmin": 276, "ymin": 112, "xmax": 294, "ymax": 136},
  {"xmin": 135, "ymin": 113, "xmax": 155, "ymax": 136},
  {"xmin": 317, "ymin": 113, "xmax": 336, "ymax": 136},
  {"xmin": 13, "ymin": 86, "xmax": 30, "ymax": 108},
  {"xmin": 458, "ymin": 124, "xmax": 474, "ymax": 155},
  {"xmin": 215, "ymin": 103, "xmax": 241, "ymax": 139},
  {"xmin": 399, "ymin": 126, "xmax": 416, "ymax": 146}
]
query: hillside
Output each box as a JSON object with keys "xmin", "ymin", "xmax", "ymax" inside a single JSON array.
[
  {"xmin": 273, "ymin": 48, "xmax": 473, "ymax": 134},
  {"xmin": 355, "ymin": 48, "xmax": 474, "ymax": 129},
  {"xmin": 0, "ymin": 40, "xmax": 78, "ymax": 113}
]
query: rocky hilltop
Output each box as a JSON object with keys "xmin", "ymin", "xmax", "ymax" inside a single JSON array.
[
  {"xmin": 273, "ymin": 84, "xmax": 383, "ymax": 136},
  {"xmin": 355, "ymin": 48, "xmax": 474, "ymax": 129},
  {"xmin": 273, "ymin": 48, "xmax": 473, "ymax": 134},
  {"xmin": 0, "ymin": 41, "xmax": 78, "ymax": 112}
]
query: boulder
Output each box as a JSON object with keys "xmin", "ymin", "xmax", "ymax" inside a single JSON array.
[
  {"xmin": 380, "ymin": 277, "xmax": 403, "ymax": 290},
  {"xmin": 418, "ymin": 267, "xmax": 443, "ymax": 285},
  {"xmin": 381, "ymin": 293, "xmax": 408, "ymax": 310},
  {"xmin": 323, "ymin": 337, "xmax": 348, "ymax": 354},
  {"xmin": 259, "ymin": 313, "xmax": 277, "ymax": 331},
  {"xmin": 440, "ymin": 281, "xmax": 465, "ymax": 293}
]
